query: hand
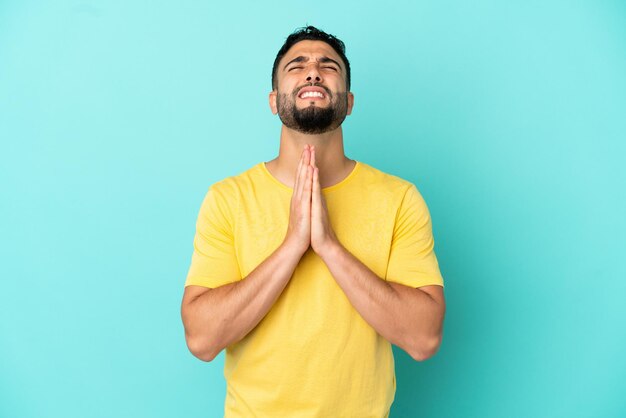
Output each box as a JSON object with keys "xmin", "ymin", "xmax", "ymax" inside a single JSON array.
[
  {"xmin": 309, "ymin": 145, "xmax": 339, "ymax": 257},
  {"xmin": 283, "ymin": 145, "xmax": 313, "ymax": 255}
]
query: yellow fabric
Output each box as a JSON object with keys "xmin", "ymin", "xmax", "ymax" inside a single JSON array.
[{"xmin": 185, "ymin": 161, "xmax": 444, "ymax": 417}]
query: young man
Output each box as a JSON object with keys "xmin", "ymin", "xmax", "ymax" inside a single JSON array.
[{"xmin": 181, "ymin": 25, "xmax": 446, "ymax": 418}]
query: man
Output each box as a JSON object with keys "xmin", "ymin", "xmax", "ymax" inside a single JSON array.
[{"xmin": 181, "ymin": 25, "xmax": 446, "ymax": 417}]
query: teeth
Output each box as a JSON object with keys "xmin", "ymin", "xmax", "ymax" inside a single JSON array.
[{"xmin": 300, "ymin": 91, "xmax": 324, "ymax": 99}]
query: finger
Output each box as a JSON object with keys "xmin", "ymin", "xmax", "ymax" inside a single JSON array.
[
  {"xmin": 302, "ymin": 165, "xmax": 313, "ymax": 215},
  {"xmin": 295, "ymin": 146, "xmax": 308, "ymax": 200},
  {"xmin": 293, "ymin": 148, "xmax": 305, "ymax": 197},
  {"xmin": 312, "ymin": 166, "xmax": 320, "ymax": 217},
  {"xmin": 303, "ymin": 144, "xmax": 311, "ymax": 167},
  {"xmin": 310, "ymin": 145, "xmax": 316, "ymax": 168}
]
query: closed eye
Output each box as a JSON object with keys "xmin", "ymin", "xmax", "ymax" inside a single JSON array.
[{"xmin": 288, "ymin": 66, "xmax": 337, "ymax": 71}]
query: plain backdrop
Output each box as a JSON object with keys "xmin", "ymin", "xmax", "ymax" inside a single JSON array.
[{"xmin": 1, "ymin": 1, "xmax": 625, "ymax": 417}]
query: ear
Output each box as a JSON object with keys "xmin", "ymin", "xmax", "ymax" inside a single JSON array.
[
  {"xmin": 269, "ymin": 91, "xmax": 278, "ymax": 115},
  {"xmin": 346, "ymin": 91, "xmax": 355, "ymax": 116}
]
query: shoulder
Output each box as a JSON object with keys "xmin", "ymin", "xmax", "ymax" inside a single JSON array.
[
  {"xmin": 195, "ymin": 164, "xmax": 261, "ymax": 220},
  {"xmin": 356, "ymin": 161, "xmax": 420, "ymax": 198},
  {"xmin": 207, "ymin": 162, "xmax": 262, "ymax": 198},
  {"xmin": 355, "ymin": 162, "xmax": 432, "ymax": 220}
]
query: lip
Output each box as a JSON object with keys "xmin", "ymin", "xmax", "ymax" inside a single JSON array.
[{"xmin": 297, "ymin": 86, "xmax": 328, "ymax": 100}]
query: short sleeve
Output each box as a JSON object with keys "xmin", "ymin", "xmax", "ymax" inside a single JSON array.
[
  {"xmin": 385, "ymin": 184, "xmax": 444, "ymax": 288},
  {"xmin": 184, "ymin": 184, "xmax": 242, "ymax": 288}
]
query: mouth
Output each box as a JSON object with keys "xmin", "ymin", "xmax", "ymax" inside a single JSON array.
[{"xmin": 297, "ymin": 87, "xmax": 328, "ymax": 101}]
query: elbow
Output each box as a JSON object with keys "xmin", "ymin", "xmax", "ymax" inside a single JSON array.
[
  {"xmin": 193, "ymin": 349, "xmax": 218, "ymax": 363},
  {"xmin": 409, "ymin": 334, "xmax": 442, "ymax": 362},
  {"xmin": 186, "ymin": 335, "xmax": 219, "ymax": 362}
]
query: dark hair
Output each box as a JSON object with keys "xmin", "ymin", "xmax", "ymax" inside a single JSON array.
[{"xmin": 271, "ymin": 25, "xmax": 351, "ymax": 91}]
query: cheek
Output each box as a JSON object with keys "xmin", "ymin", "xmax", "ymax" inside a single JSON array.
[
  {"xmin": 279, "ymin": 85, "xmax": 298, "ymax": 98},
  {"xmin": 279, "ymin": 78, "xmax": 298, "ymax": 90}
]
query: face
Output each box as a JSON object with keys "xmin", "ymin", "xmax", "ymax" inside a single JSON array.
[{"xmin": 269, "ymin": 40, "xmax": 354, "ymax": 134}]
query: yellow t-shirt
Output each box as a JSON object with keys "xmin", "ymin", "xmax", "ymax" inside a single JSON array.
[{"xmin": 185, "ymin": 160, "xmax": 444, "ymax": 418}]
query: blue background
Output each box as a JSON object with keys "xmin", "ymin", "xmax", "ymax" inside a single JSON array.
[{"xmin": 1, "ymin": 1, "xmax": 625, "ymax": 417}]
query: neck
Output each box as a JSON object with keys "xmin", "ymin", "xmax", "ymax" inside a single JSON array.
[{"xmin": 266, "ymin": 124, "xmax": 354, "ymax": 189}]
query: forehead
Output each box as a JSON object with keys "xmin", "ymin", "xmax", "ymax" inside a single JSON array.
[{"xmin": 280, "ymin": 40, "xmax": 344, "ymax": 68}]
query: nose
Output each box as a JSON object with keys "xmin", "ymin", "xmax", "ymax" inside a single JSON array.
[{"xmin": 305, "ymin": 65, "xmax": 322, "ymax": 83}]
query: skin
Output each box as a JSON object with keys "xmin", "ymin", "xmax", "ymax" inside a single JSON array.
[
  {"xmin": 269, "ymin": 40, "xmax": 446, "ymax": 360},
  {"xmin": 266, "ymin": 40, "xmax": 356, "ymax": 194},
  {"xmin": 181, "ymin": 39, "xmax": 446, "ymax": 362}
]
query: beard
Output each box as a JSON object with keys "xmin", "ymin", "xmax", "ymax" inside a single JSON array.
[{"xmin": 276, "ymin": 89, "xmax": 348, "ymax": 135}]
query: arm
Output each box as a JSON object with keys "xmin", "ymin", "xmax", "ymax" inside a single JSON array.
[
  {"xmin": 181, "ymin": 146, "xmax": 314, "ymax": 362},
  {"xmin": 181, "ymin": 239, "xmax": 305, "ymax": 362},
  {"xmin": 307, "ymin": 147, "xmax": 445, "ymax": 361},
  {"xmin": 319, "ymin": 242, "xmax": 446, "ymax": 361}
]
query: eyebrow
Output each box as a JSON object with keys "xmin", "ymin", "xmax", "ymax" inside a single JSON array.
[{"xmin": 283, "ymin": 56, "xmax": 343, "ymax": 71}]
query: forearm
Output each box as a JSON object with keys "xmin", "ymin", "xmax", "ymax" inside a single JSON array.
[
  {"xmin": 185, "ymin": 240, "xmax": 305, "ymax": 361},
  {"xmin": 319, "ymin": 241, "xmax": 443, "ymax": 360}
]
